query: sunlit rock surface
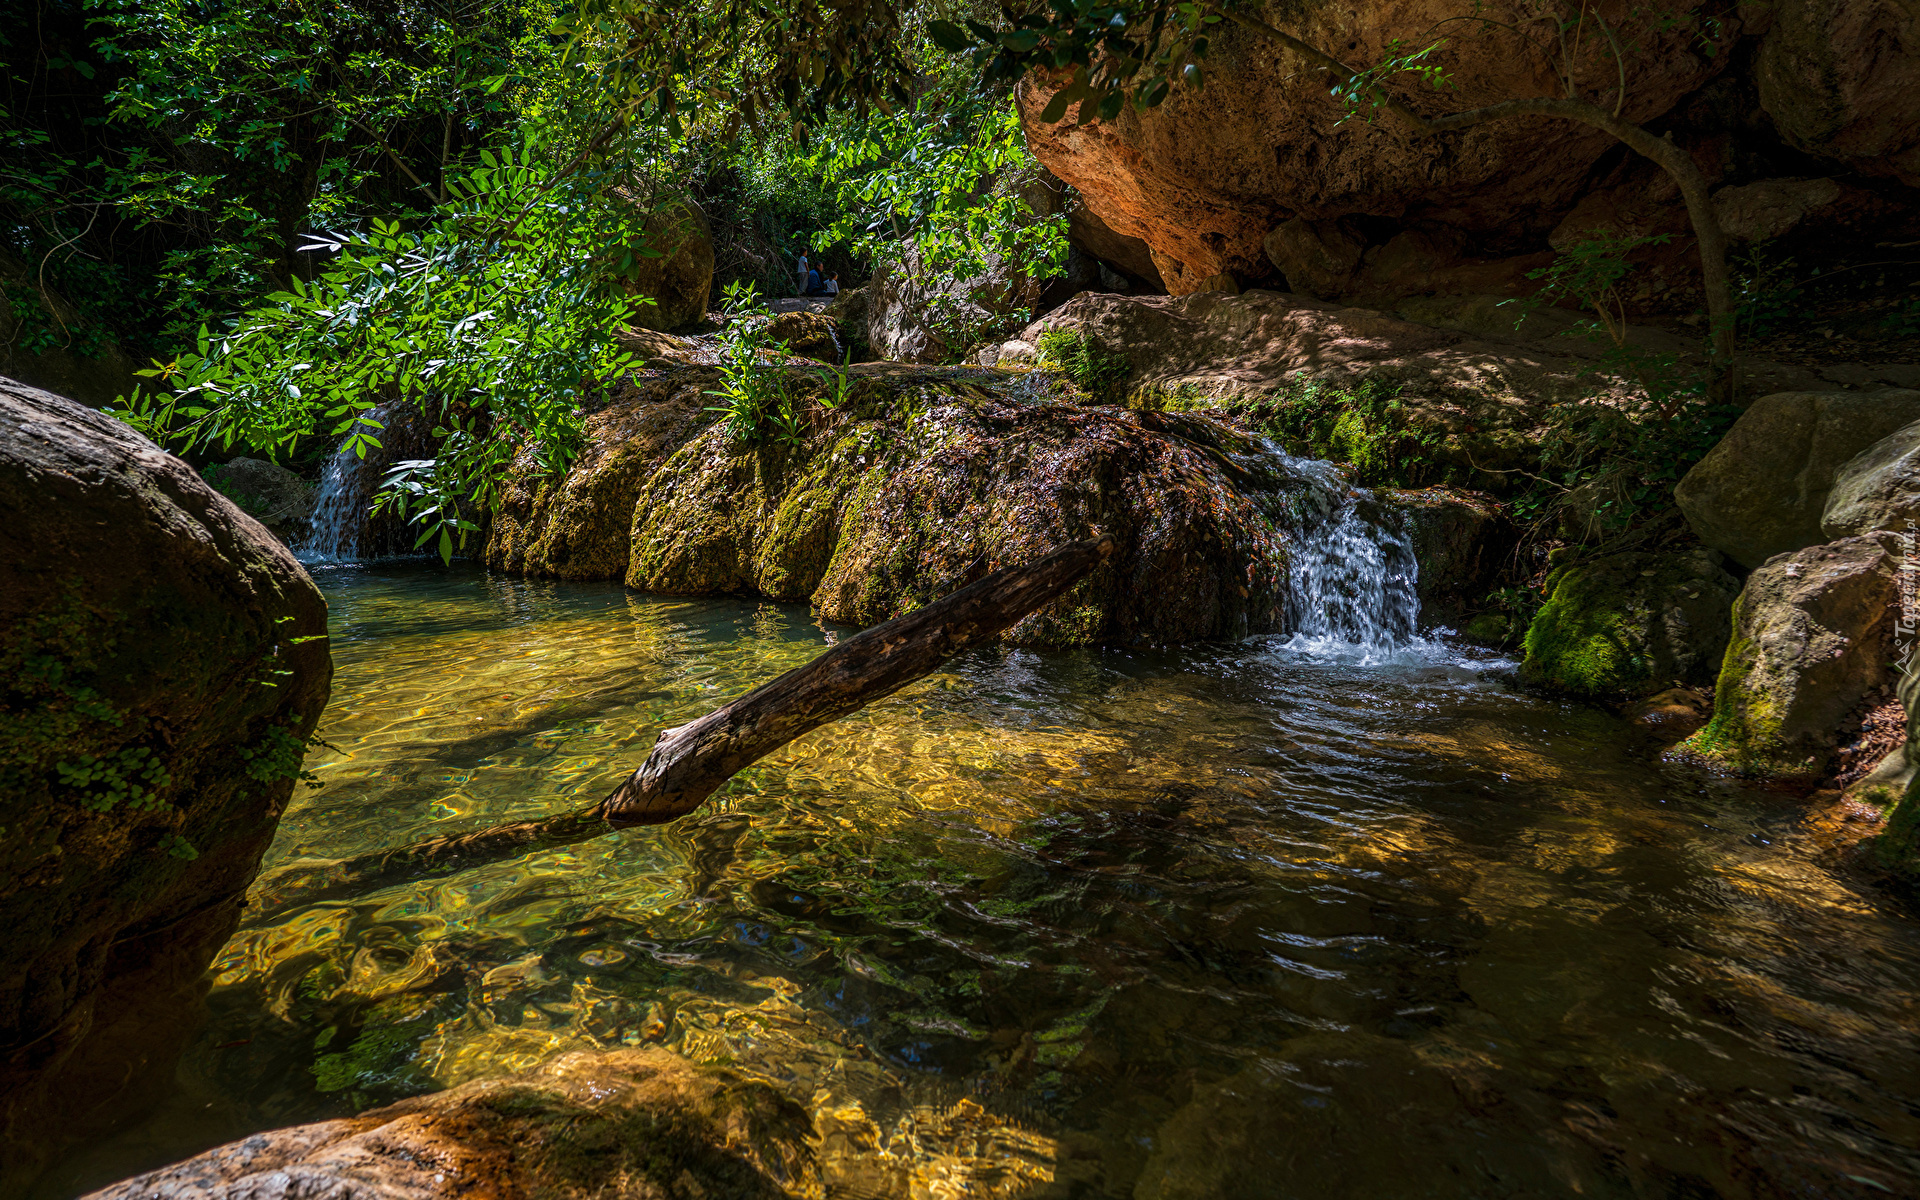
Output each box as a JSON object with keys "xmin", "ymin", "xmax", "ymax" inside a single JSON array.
[
  {"xmin": 0, "ymin": 376, "xmax": 331, "ymax": 1191},
  {"xmin": 487, "ymin": 364, "xmax": 1344, "ymax": 646}
]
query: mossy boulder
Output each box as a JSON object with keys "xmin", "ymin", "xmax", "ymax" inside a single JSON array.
[
  {"xmin": 487, "ymin": 363, "xmax": 1341, "ymax": 646},
  {"xmin": 1677, "ymin": 535, "xmax": 1901, "ymax": 776},
  {"xmin": 483, "ymin": 373, "xmax": 721, "ymax": 580},
  {"xmin": 0, "ymin": 377, "xmax": 331, "ymax": 1190},
  {"xmin": 85, "ymin": 1048, "xmax": 818, "ymax": 1198},
  {"xmin": 1519, "ymin": 548, "xmax": 1740, "ymax": 698}
]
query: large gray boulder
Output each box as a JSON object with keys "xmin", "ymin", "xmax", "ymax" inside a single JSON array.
[
  {"xmin": 0, "ymin": 377, "xmax": 331, "ymax": 1190},
  {"xmin": 1823, "ymin": 418, "xmax": 1920, "ymax": 539},
  {"xmin": 1678, "ymin": 534, "xmax": 1900, "ymax": 775},
  {"xmin": 1674, "ymin": 390, "xmax": 1920, "ymax": 570}
]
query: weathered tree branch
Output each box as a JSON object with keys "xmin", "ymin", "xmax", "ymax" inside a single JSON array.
[{"xmin": 246, "ymin": 535, "xmax": 1117, "ymax": 921}]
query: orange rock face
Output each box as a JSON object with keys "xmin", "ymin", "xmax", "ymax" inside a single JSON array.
[{"xmin": 1018, "ymin": 1, "xmax": 1734, "ymax": 294}]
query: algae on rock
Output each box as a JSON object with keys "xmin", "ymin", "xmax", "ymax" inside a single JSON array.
[
  {"xmin": 1677, "ymin": 536, "xmax": 1901, "ymax": 776},
  {"xmin": 486, "ymin": 363, "xmax": 1345, "ymax": 647},
  {"xmin": 1519, "ymin": 548, "xmax": 1739, "ymax": 698}
]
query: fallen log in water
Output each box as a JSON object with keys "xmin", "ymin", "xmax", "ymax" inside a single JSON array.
[{"xmin": 248, "ymin": 535, "xmax": 1115, "ymax": 921}]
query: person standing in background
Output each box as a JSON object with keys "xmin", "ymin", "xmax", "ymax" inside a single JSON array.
[{"xmin": 795, "ymin": 246, "xmax": 811, "ymax": 297}]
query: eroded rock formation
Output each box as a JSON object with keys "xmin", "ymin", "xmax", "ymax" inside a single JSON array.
[
  {"xmin": 0, "ymin": 377, "xmax": 331, "ymax": 1192},
  {"xmin": 1018, "ymin": 1, "xmax": 1733, "ymax": 295},
  {"xmin": 1017, "ymin": 1, "xmax": 1920, "ymax": 308}
]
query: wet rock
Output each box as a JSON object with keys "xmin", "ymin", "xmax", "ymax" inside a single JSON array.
[
  {"xmin": 1378, "ymin": 486, "xmax": 1517, "ymax": 628},
  {"xmin": 1625, "ymin": 686, "xmax": 1713, "ymax": 735},
  {"xmin": 1017, "ymin": 4, "xmax": 1730, "ymax": 295},
  {"xmin": 1822, "ymin": 417, "xmax": 1920, "ymax": 539},
  {"xmin": 0, "ymin": 377, "xmax": 330, "ymax": 1191},
  {"xmin": 82, "ymin": 1047, "xmax": 819, "ymax": 1199},
  {"xmin": 487, "ymin": 364, "xmax": 1338, "ymax": 646},
  {"xmin": 1755, "ymin": 0, "xmax": 1920, "ymax": 187},
  {"xmin": 1677, "ymin": 535, "xmax": 1900, "ymax": 776},
  {"xmin": 620, "ymin": 197, "xmax": 715, "ymax": 332},
  {"xmin": 765, "ymin": 310, "xmax": 845, "ymax": 363},
  {"xmin": 202, "ymin": 458, "xmax": 312, "ymax": 544},
  {"xmin": 1674, "ymin": 390, "xmax": 1920, "ymax": 569},
  {"xmin": 629, "ymin": 367, "xmax": 1312, "ymax": 645},
  {"xmin": 1520, "ymin": 548, "xmax": 1741, "ymax": 698},
  {"xmin": 483, "ymin": 374, "xmax": 720, "ymax": 581}
]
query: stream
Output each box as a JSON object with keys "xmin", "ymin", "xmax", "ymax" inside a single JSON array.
[{"xmin": 40, "ymin": 525, "xmax": 1920, "ymax": 1196}]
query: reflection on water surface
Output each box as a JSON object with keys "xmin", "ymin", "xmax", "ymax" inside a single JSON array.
[{"xmin": 53, "ymin": 561, "xmax": 1920, "ymax": 1197}]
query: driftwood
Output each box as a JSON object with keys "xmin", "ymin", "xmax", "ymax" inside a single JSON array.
[{"xmin": 247, "ymin": 535, "xmax": 1115, "ymax": 921}]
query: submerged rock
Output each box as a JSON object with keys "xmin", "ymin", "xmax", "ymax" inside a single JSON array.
[
  {"xmin": 1678, "ymin": 535, "xmax": 1900, "ymax": 776},
  {"xmin": 1674, "ymin": 390, "xmax": 1920, "ymax": 569},
  {"xmin": 1520, "ymin": 548, "xmax": 1740, "ymax": 698},
  {"xmin": 83, "ymin": 1048, "xmax": 818, "ymax": 1199},
  {"xmin": 0, "ymin": 377, "xmax": 331, "ymax": 1191}
]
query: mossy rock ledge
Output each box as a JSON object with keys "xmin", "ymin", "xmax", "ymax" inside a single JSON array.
[
  {"xmin": 484, "ymin": 364, "xmax": 1422, "ymax": 646},
  {"xmin": 0, "ymin": 377, "xmax": 331, "ymax": 1191}
]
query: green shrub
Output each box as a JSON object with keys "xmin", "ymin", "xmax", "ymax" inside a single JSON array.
[{"xmin": 1036, "ymin": 327, "xmax": 1129, "ymax": 402}]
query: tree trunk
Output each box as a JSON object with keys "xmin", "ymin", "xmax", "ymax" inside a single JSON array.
[{"xmin": 246, "ymin": 535, "xmax": 1116, "ymax": 921}]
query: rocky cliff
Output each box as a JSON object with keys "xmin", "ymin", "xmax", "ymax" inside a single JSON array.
[{"xmin": 1020, "ymin": 0, "xmax": 1920, "ymax": 308}]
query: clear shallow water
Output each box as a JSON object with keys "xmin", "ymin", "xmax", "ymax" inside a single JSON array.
[{"xmin": 49, "ymin": 561, "xmax": 1920, "ymax": 1198}]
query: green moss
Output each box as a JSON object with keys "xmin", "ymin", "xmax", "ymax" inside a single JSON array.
[
  {"xmin": 1520, "ymin": 565, "xmax": 1656, "ymax": 696},
  {"xmin": 1037, "ymin": 327, "xmax": 1129, "ymax": 402},
  {"xmin": 1873, "ymin": 789, "xmax": 1920, "ymax": 877},
  {"xmin": 1213, "ymin": 376, "xmax": 1440, "ymax": 487},
  {"xmin": 1671, "ymin": 611, "xmax": 1818, "ymax": 777}
]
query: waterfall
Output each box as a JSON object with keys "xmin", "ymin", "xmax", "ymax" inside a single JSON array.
[
  {"xmin": 299, "ymin": 438, "xmax": 372, "ymax": 562},
  {"xmin": 295, "ymin": 402, "xmax": 438, "ymax": 564},
  {"xmin": 1260, "ymin": 447, "xmax": 1431, "ymax": 663}
]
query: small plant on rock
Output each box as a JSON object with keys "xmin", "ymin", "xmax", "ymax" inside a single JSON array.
[
  {"xmin": 705, "ymin": 281, "xmax": 794, "ymax": 442},
  {"xmin": 1037, "ymin": 326, "xmax": 1129, "ymax": 403}
]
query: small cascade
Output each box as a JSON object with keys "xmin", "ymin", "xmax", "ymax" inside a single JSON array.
[
  {"xmin": 1253, "ymin": 446, "xmax": 1428, "ymax": 662},
  {"xmin": 295, "ymin": 402, "xmax": 439, "ymax": 564}
]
